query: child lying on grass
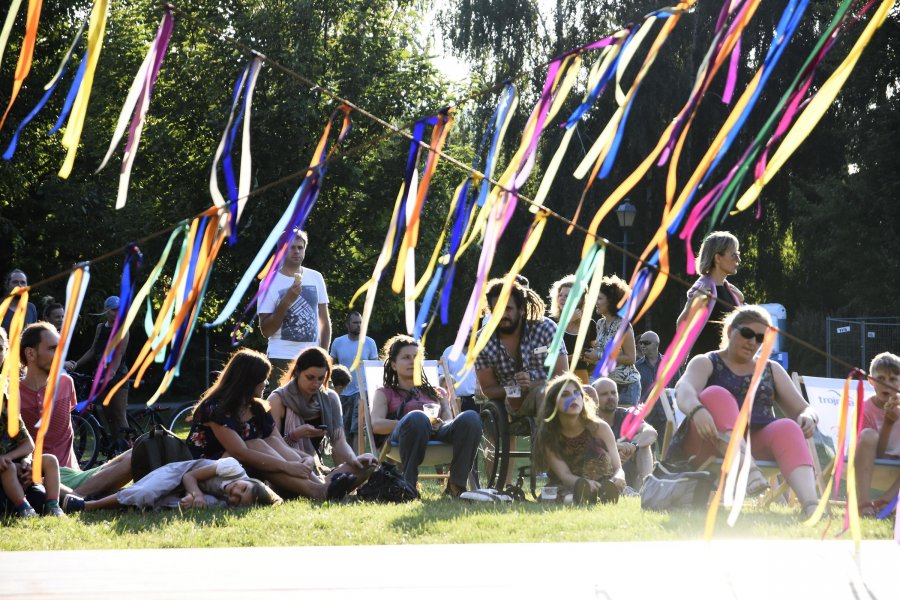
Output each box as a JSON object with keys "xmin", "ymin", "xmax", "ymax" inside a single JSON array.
[{"xmin": 64, "ymin": 457, "xmax": 282, "ymax": 512}]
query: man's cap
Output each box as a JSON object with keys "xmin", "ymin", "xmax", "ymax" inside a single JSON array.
[{"xmin": 103, "ymin": 296, "xmax": 120, "ymax": 311}]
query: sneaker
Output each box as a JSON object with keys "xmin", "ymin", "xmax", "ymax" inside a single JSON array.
[
  {"xmin": 443, "ymin": 481, "xmax": 466, "ymax": 499},
  {"xmin": 62, "ymin": 495, "xmax": 86, "ymax": 513},
  {"xmin": 19, "ymin": 506, "xmax": 38, "ymax": 518},
  {"xmin": 622, "ymin": 486, "xmax": 640, "ymax": 497},
  {"xmin": 45, "ymin": 504, "xmax": 66, "ymax": 517}
]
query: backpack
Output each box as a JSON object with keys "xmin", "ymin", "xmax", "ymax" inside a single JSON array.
[
  {"xmin": 639, "ymin": 462, "xmax": 714, "ymax": 511},
  {"xmin": 355, "ymin": 463, "xmax": 418, "ymax": 503},
  {"xmin": 131, "ymin": 425, "xmax": 193, "ymax": 481}
]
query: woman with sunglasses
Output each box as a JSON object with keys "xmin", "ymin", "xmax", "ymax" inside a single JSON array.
[
  {"xmin": 673, "ymin": 305, "xmax": 820, "ymax": 516},
  {"xmin": 676, "ymin": 231, "xmax": 745, "ymax": 356}
]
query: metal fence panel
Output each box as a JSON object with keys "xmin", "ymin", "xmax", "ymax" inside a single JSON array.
[{"xmin": 826, "ymin": 317, "xmax": 900, "ymax": 377}]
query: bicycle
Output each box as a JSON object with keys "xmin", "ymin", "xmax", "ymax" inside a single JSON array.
[{"xmin": 167, "ymin": 401, "xmax": 198, "ymax": 440}]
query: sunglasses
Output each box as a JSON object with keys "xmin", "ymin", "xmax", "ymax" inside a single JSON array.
[{"xmin": 736, "ymin": 326, "xmax": 765, "ymax": 344}]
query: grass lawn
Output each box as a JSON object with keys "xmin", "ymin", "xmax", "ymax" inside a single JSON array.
[{"xmin": 2, "ymin": 481, "xmax": 894, "ymax": 551}]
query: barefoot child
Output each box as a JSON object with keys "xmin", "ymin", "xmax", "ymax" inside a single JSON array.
[
  {"xmin": 534, "ymin": 373, "xmax": 626, "ymax": 504},
  {"xmin": 856, "ymin": 352, "xmax": 900, "ymax": 517},
  {"xmin": 72, "ymin": 457, "xmax": 282, "ymax": 512}
]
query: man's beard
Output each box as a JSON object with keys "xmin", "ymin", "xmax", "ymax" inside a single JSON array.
[{"xmin": 496, "ymin": 316, "xmax": 521, "ymax": 335}]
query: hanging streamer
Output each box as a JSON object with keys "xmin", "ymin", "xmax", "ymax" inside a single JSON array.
[
  {"xmin": 96, "ymin": 8, "xmax": 174, "ymax": 209},
  {"xmin": 209, "ymin": 55, "xmax": 263, "ymax": 241},
  {"xmin": 59, "ymin": 0, "xmax": 109, "ymax": 178},
  {"xmin": 31, "ymin": 265, "xmax": 89, "ymax": 483},
  {"xmin": 0, "ymin": 287, "xmax": 31, "ymax": 437},
  {"xmin": 0, "ymin": 0, "xmax": 42, "ymax": 132},
  {"xmin": 212, "ymin": 106, "xmax": 353, "ymax": 342},
  {"xmin": 2, "ymin": 18, "xmax": 87, "ymax": 160},
  {"xmin": 77, "ymin": 245, "xmax": 143, "ymax": 411}
]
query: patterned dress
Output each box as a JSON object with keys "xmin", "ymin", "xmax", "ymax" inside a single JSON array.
[{"xmin": 549, "ymin": 427, "xmax": 614, "ymax": 488}]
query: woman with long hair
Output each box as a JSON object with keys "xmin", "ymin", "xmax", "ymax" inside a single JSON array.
[
  {"xmin": 676, "ymin": 231, "xmax": 745, "ymax": 356},
  {"xmin": 548, "ymin": 275, "xmax": 599, "ymax": 384},
  {"xmin": 267, "ymin": 346, "xmax": 377, "ymax": 482},
  {"xmin": 534, "ymin": 373, "xmax": 625, "ymax": 504},
  {"xmin": 185, "ymin": 348, "xmax": 357, "ymax": 501},
  {"xmin": 594, "ymin": 275, "xmax": 641, "ymax": 406},
  {"xmin": 370, "ymin": 335, "xmax": 482, "ymax": 496},
  {"xmin": 673, "ymin": 305, "xmax": 819, "ymax": 516}
]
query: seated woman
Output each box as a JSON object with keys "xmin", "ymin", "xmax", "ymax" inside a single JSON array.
[
  {"xmin": 77, "ymin": 457, "xmax": 281, "ymax": 511},
  {"xmin": 548, "ymin": 275, "xmax": 599, "ymax": 384},
  {"xmin": 266, "ymin": 346, "xmax": 377, "ymax": 482},
  {"xmin": 534, "ymin": 373, "xmax": 626, "ymax": 504},
  {"xmin": 370, "ymin": 335, "xmax": 482, "ymax": 497},
  {"xmin": 185, "ymin": 348, "xmax": 357, "ymax": 501},
  {"xmin": 673, "ymin": 305, "xmax": 819, "ymax": 516}
]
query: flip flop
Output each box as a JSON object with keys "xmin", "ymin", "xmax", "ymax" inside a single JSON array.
[
  {"xmin": 459, "ymin": 489, "xmax": 513, "ymax": 503},
  {"xmin": 326, "ymin": 472, "xmax": 358, "ymax": 501}
]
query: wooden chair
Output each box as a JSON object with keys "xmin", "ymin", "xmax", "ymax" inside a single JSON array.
[
  {"xmin": 794, "ymin": 373, "xmax": 900, "ymax": 496},
  {"xmin": 356, "ymin": 360, "xmax": 452, "ymax": 481}
]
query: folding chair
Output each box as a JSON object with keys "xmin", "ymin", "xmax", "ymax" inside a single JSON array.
[
  {"xmin": 356, "ymin": 360, "xmax": 452, "ymax": 481},
  {"xmin": 795, "ymin": 373, "xmax": 900, "ymax": 496}
]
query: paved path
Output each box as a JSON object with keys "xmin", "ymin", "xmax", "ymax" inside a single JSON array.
[{"xmin": 2, "ymin": 540, "xmax": 897, "ymax": 599}]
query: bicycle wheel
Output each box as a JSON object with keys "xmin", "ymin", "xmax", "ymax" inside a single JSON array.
[
  {"xmin": 475, "ymin": 401, "xmax": 506, "ymax": 490},
  {"xmin": 169, "ymin": 402, "xmax": 197, "ymax": 440},
  {"xmin": 71, "ymin": 412, "xmax": 99, "ymax": 470}
]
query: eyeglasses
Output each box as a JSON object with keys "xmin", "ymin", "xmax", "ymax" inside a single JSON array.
[{"xmin": 736, "ymin": 326, "xmax": 765, "ymax": 344}]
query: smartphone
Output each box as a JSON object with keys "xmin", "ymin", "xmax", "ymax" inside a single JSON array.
[{"xmin": 316, "ymin": 425, "xmax": 328, "ymax": 431}]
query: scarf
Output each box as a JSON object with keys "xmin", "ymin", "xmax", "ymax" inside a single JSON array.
[{"xmin": 272, "ymin": 380, "xmax": 343, "ymax": 455}]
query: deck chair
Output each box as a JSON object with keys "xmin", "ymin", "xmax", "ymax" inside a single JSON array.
[
  {"xmin": 795, "ymin": 373, "xmax": 900, "ymax": 495},
  {"xmin": 658, "ymin": 387, "xmax": 811, "ymax": 507},
  {"xmin": 356, "ymin": 360, "xmax": 453, "ymax": 481}
]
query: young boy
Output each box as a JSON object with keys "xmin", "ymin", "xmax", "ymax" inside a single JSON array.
[
  {"xmin": 331, "ymin": 365, "xmax": 351, "ymax": 396},
  {"xmin": 1, "ymin": 407, "xmax": 67, "ymax": 517},
  {"xmin": 855, "ymin": 352, "xmax": 900, "ymax": 517}
]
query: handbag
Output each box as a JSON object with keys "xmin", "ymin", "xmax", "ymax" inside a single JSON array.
[
  {"xmin": 639, "ymin": 462, "xmax": 713, "ymax": 511},
  {"xmin": 355, "ymin": 463, "xmax": 418, "ymax": 503}
]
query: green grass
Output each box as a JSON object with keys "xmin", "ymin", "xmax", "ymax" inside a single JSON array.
[{"xmin": 2, "ymin": 484, "xmax": 894, "ymax": 551}]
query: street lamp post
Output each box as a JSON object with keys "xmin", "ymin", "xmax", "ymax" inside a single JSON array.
[{"xmin": 616, "ymin": 199, "xmax": 637, "ymax": 277}]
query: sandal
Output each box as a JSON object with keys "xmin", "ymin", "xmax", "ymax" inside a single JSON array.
[
  {"xmin": 325, "ymin": 472, "xmax": 357, "ymax": 501},
  {"xmin": 597, "ymin": 479, "xmax": 620, "ymax": 505},
  {"xmin": 746, "ymin": 469, "xmax": 769, "ymax": 498},
  {"xmin": 574, "ymin": 478, "xmax": 594, "ymax": 505}
]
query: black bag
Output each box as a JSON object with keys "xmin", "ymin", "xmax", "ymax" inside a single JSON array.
[
  {"xmin": 639, "ymin": 462, "xmax": 714, "ymax": 511},
  {"xmin": 355, "ymin": 463, "xmax": 418, "ymax": 503},
  {"xmin": 131, "ymin": 425, "xmax": 193, "ymax": 482}
]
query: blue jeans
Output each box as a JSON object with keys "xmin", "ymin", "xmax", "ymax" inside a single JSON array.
[
  {"xmin": 616, "ymin": 380, "xmax": 641, "ymax": 407},
  {"xmin": 390, "ymin": 410, "xmax": 482, "ymax": 488},
  {"xmin": 340, "ymin": 393, "xmax": 360, "ymax": 436}
]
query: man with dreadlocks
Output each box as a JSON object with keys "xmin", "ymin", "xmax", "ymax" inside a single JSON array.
[{"xmin": 475, "ymin": 278, "xmax": 568, "ymax": 418}]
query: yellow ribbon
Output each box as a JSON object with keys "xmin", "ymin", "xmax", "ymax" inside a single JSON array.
[{"xmin": 59, "ymin": 0, "xmax": 108, "ymax": 178}]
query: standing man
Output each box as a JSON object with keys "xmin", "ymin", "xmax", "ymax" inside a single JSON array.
[
  {"xmin": 257, "ymin": 230, "xmax": 331, "ymax": 383},
  {"xmin": 329, "ymin": 311, "xmax": 378, "ymax": 438},
  {"xmin": 18, "ymin": 322, "xmax": 78, "ymax": 469},
  {"xmin": 2, "ymin": 269, "xmax": 37, "ymax": 331},
  {"xmin": 475, "ymin": 278, "xmax": 568, "ymax": 418},
  {"xmin": 635, "ymin": 330, "xmax": 675, "ymax": 440}
]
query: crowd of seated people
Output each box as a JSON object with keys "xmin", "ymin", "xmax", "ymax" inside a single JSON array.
[{"xmin": 7, "ymin": 249, "xmax": 899, "ymax": 523}]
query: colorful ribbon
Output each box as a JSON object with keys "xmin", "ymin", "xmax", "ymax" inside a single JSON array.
[
  {"xmin": 59, "ymin": 0, "xmax": 108, "ymax": 178},
  {"xmin": 31, "ymin": 265, "xmax": 89, "ymax": 483},
  {"xmin": 96, "ymin": 8, "xmax": 174, "ymax": 209},
  {"xmin": 0, "ymin": 0, "xmax": 42, "ymax": 132},
  {"xmin": 2, "ymin": 18, "xmax": 86, "ymax": 160}
]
